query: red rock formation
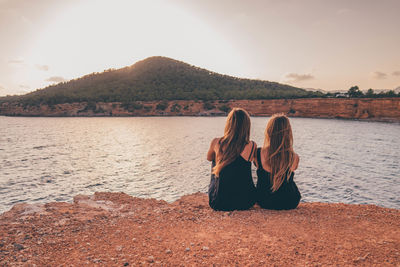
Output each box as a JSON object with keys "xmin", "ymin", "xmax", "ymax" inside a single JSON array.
[
  {"xmin": 1, "ymin": 98, "xmax": 400, "ymax": 122},
  {"xmin": 0, "ymin": 192, "xmax": 399, "ymax": 266}
]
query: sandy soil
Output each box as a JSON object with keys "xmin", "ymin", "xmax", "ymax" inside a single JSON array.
[{"xmin": 0, "ymin": 192, "xmax": 399, "ymax": 266}]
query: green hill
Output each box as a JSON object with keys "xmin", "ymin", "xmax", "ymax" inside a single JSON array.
[{"xmin": 0, "ymin": 57, "xmax": 320, "ymax": 105}]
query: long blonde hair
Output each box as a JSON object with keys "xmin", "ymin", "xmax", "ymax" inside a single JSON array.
[
  {"xmin": 212, "ymin": 108, "xmax": 251, "ymax": 177},
  {"xmin": 263, "ymin": 113, "xmax": 295, "ymax": 192}
]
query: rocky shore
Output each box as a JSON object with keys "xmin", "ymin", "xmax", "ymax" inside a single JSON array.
[
  {"xmin": 1, "ymin": 98, "xmax": 400, "ymax": 122},
  {"xmin": 0, "ymin": 192, "xmax": 399, "ymax": 266}
]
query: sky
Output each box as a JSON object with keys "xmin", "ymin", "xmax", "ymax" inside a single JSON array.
[{"xmin": 0, "ymin": 0, "xmax": 399, "ymax": 96}]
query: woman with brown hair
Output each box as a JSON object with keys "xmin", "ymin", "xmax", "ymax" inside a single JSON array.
[
  {"xmin": 207, "ymin": 108, "xmax": 257, "ymax": 211},
  {"xmin": 255, "ymin": 113, "xmax": 301, "ymax": 210}
]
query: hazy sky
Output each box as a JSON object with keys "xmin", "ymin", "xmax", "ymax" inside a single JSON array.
[{"xmin": 0, "ymin": 0, "xmax": 399, "ymax": 96}]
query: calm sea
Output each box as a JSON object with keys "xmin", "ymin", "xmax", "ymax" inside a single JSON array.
[{"xmin": 0, "ymin": 116, "xmax": 399, "ymax": 213}]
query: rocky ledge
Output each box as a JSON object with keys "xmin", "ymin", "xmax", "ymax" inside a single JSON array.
[{"xmin": 0, "ymin": 192, "xmax": 399, "ymax": 266}]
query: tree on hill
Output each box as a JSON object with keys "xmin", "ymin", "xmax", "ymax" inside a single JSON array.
[
  {"xmin": 366, "ymin": 88, "xmax": 374, "ymax": 97},
  {"xmin": 347, "ymin": 86, "xmax": 363, "ymax": 97}
]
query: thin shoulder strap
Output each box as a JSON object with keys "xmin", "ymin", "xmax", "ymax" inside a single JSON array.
[
  {"xmin": 256, "ymin": 148, "xmax": 262, "ymax": 168},
  {"xmin": 247, "ymin": 141, "xmax": 255, "ymax": 161}
]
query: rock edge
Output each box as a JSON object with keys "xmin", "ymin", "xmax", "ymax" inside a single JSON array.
[{"xmin": 0, "ymin": 192, "xmax": 399, "ymax": 266}]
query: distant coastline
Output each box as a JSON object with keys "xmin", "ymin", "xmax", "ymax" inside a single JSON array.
[{"xmin": 1, "ymin": 97, "xmax": 400, "ymax": 122}]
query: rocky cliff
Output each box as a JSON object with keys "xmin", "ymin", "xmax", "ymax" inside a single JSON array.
[
  {"xmin": 1, "ymin": 98, "xmax": 400, "ymax": 122},
  {"xmin": 0, "ymin": 192, "xmax": 399, "ymax": 266}
]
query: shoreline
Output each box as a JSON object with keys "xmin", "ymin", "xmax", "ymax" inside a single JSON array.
[
  {"xmin": 1, "ymin": 193, "xmax": 399, "ymax": 216},
  {"xmin": 1, "ymin": 114, "xmax": 400, "ymax": 124},
  {"xmin": 1, "ymin": 98, "xmax": 400, "ymax": 122},
  {"xmin": 1, "ymin": 192, "xmax": 399, "ymax": 265}
]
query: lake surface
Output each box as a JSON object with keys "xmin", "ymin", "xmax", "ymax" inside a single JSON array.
[{"xmin": 0, "ymin": 116, "xmax": 399, "ymax": 213}]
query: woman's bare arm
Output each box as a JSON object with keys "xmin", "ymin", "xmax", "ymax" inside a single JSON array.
[
  {"xmin": 253, "ymin": 147, "xmax": 259, "ymax": 168},
  {"xmin": 207, "ymin": 138, "xmax": 219, "ymax": 161},
  {"xmin": 291, "ymin": 153, "xmax": 300, "ymax": 171}
]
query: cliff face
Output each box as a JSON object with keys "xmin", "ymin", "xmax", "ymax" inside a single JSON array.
[
  {"xmin": 1, "ymin": 98, "xmax": 400, "ymax": 122},
  {"xmin": 0, "ymin": 192, "xmax": 399, "ymax": 266},
  {"xmin": 234, "ymin": 98, "xmax": 400, "ymax": 121}
]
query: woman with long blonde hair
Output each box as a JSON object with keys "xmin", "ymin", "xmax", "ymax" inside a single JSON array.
[
  {"xmin": 207, "ymin": 108, "xmax": 257, "ymax": 211},
  {"xmin": 255, "ymin": 113, "xmax": 301, "ymax": 210}
]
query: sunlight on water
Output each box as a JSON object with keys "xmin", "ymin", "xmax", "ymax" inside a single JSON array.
[{"xmin": 0, "ymin": 116, "xmax": 399, "ymax": 213}]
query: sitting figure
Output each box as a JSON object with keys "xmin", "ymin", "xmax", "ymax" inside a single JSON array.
[
  {"xmin": 207, "ymin": 108, "xmax": 257, "ymax": 211},
  {"xmin": 255, "ymin": 114, "xmax": 301, "ymax": 210}
]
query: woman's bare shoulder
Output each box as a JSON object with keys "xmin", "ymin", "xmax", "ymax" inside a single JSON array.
[
  {"xmin": 241, "ymin": 140, "xmax": 257, "ymax": 161},
  {"xmin": 245, "ymin": 140, "xmax": 257, "ymax": 149},
  {"xmin": 207, "ymin": 138, "xmax": 221, "ymax": 161},
  {"xmin": 210, "ymin": 137, "xmax": 221, "ymax": 147}
]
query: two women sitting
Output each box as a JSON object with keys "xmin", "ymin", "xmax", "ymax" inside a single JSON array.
[{"xmin": 207, "ymin": 108, "xmax": 301, "ymax": 211}]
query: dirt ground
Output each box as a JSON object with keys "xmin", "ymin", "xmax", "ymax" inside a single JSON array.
[{"xmin": 0, "ymin": 192, "xmax": 399, "ymax": 266}]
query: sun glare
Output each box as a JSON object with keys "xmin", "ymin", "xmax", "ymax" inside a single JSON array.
[{"xmin": 26, "ymin": 0, "xmax": 243, "ymax": 89}]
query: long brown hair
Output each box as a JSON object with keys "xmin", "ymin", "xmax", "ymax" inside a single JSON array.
[
  {"xmin": 212, "ymin": 108, "xmax": 251, "ymax": 177},
  {"xmin": 263, "ymin": 113, "xmax": 295, "ymax": 192}
]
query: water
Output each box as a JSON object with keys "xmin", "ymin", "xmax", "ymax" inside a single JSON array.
[{"xmin": 0, "ymin": 116, "xmax": 399, "ymax": 213}]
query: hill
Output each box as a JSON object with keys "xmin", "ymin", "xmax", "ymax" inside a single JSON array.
[{"xmin": 0, "ymin": 57, "xmax": 320, "ymax": 106}]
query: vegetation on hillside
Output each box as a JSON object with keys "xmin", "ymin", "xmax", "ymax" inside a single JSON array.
[
  {"xmin": 1, "ymin": 58, "xmax": 398, "ymax": 107},
  {"xmin": 325, "ymin": 86, "xmax": 400, "ymax": 98},
  {"xmin": 0, "ymin": 57, "xmax": 322, "ymax": 106}
]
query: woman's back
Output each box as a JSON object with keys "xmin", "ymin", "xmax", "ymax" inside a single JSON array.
[
  {"xmin": 255, "ymin": 148, "xmax": 301, "ymax": 210},
  {"xmin": 208, "ymin": 142, "xmax": 256, "ymax": 211}
]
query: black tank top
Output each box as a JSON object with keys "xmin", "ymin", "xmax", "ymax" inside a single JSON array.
[
  {"xmin": 255, "ymin": 148, "xmax": 301, "ymax": 210},
  {"xmin": 208, "ymin": 143, "xmax": 256, "ymax": 211}
]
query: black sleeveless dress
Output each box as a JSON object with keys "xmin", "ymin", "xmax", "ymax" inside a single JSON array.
[
  {"xmin": 208, "ymin": 145, "xmax": 257, "ymax": 211},
  {"xmin": 256, "ymin": 148, "xmax": 301, "ymax": 210}
]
